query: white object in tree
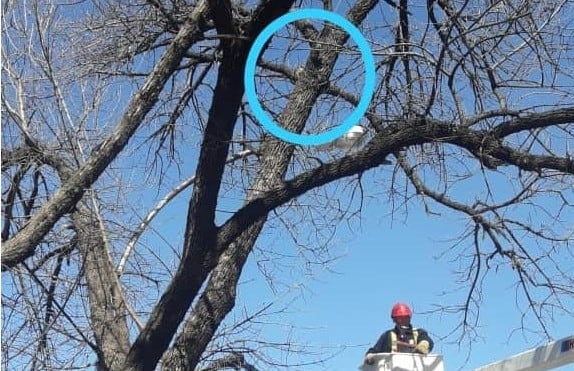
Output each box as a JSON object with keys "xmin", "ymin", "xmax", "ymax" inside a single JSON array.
[
  {"xmin": 474, "ymin": 335, "xmax": 574, "ymax": 371},
  {"xmin": 332, "ymin": 124, "xmax": 367, "ymax": 151}
]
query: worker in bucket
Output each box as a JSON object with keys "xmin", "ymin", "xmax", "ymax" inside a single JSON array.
[{"xmin": 364, "ymin": 302, "xmax": 434, "ymax": 365}]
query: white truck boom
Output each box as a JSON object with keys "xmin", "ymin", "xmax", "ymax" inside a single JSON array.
[{"xmin": 474, "ymin": 335, "xmax": 574, "ymax": 371}]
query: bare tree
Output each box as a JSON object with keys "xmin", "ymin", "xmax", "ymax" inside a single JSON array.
[{"xmin": 2, "ymin": 0, "xmax": 573, "ymax": 370}]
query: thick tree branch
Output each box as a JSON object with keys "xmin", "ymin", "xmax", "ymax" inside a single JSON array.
[
  {"xmin": 493, "ymin": 107, "xmax": 574, "ymax": 137},
  {"xmin": 216, "ymin": 122, "xmax": 426, "ymax": 249},
  {"xmin": 207, "ymin": 0, "xmax": 235, "ymax": 36},
  {"xmin": 159, "ymin": 1, "xmax": 381, "ymax": 368},
  {"xmin": 72, "ymin": 200, "xmax": 131, "ymax": 370},
  {"xmin": 160, "ymin": 220, "xmax": 266, "ymax": 370},
  {"xmin": 123, "ymin": 52, "xmax": 244, "ymax": 371},
  {"xmin": 450, "ymin": 128, "xmax": 574, "ymax": 174},
  {"xmin": 216, "ymin": 113, "xmax": 574, "ymax": 249},
  {"xmin": 1, "ymin": 5, "xmax": 208, "ymax": 270},
  {"xmin": 122, "ymin": 2, "xmax": 296, "ymax": 370}
]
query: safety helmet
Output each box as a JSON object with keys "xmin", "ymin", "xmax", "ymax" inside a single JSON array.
[{"xmin": 391, "ymin": 302, "xmax": 412, "ymax": 318}]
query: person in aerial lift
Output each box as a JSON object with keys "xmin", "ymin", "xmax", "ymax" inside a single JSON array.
[{"xmin": 364, "ymin": 303, "xmax": 434, "ymax": 365}]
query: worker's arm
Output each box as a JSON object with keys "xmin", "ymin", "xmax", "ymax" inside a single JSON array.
[
  {"xmin": 365, "ymin": 331, "xmax": 391, "ymax": 364},
  {"xmin": 368, "ymin": 331, "xmax": 391, "ymax": 354},
  {"xmin": 414, "ymin": 328, "xmax": 434, "ymax": 354}
]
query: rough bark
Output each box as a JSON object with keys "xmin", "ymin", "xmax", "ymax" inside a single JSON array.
[
  {"xmin": 72, "ymin": 200, "xmax": 131, "ymax": 370},
  {"xmin": 160, "ymin": 221, "xmax": 265, "ymax": 370}
]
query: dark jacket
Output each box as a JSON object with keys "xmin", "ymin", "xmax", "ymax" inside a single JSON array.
[{"xmin": 367, "ymin": 325, "xmax": 434, "ymax": 354}]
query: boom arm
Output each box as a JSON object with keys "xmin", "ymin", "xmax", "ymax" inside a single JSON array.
[{"xmin": 474, "ymin": 335, "xmax": 574, "ymax": 371}]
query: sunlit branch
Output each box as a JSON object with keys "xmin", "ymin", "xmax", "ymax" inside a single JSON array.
[{"xmin": 117, "ymin": 149, "xmax": 257, "ymax": 275}]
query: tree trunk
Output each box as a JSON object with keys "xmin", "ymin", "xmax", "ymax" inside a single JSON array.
[
  {"xmin": 72, "ymin": 199, "xmax": 130, "ymax": 370},
  {"xmin": 159, "ymin": 1, "xmax": 381, "ymax": 367}
]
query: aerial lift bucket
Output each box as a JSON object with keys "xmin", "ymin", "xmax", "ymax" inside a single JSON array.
[{"xmin": 359, "ymin": 353, "xmax": 445, "ymax": 371}]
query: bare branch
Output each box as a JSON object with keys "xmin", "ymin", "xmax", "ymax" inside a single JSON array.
[
  {"xmin": 2, "ymin": 4, "xmax": 209, "ymax": 270},
  {"xmin": 117, "ymin": 149, "xmax": 257, "ymax": 275}
]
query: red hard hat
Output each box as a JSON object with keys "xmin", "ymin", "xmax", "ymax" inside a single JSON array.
[{"xmin": 391, "ymin": 303, "xmax": 412, "ymax": 318}]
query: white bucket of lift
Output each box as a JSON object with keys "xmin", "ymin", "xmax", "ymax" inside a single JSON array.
[{"xmin": 359, "ymin": 353, "xmax": 445, "ymax": 371}]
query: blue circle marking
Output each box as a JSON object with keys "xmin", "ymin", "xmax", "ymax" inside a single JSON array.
[{"xmin": 244, "ymin": 9, "xmax": 376, "ymax": 146}]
